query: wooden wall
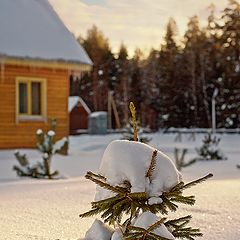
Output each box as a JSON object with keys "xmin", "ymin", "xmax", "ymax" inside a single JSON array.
[
  {"xmin": 0, "ymin": 63, "xmax": 69, "ymax": 148},
  {"xmin": 69, "ymin": 104, "xmax": 89, "ymax": 135}
]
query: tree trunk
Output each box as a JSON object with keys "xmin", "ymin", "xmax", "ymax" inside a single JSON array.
[{"xmin": 200, "ymin": 54, "xmax": 211, "ymax": 127}]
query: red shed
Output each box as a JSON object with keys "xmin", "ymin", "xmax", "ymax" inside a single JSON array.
[{"xmin": 69, "ymin": 96, "xmax": 91, "ymax": 135}]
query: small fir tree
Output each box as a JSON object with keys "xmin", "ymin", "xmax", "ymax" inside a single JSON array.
[
  {"xmin": 13, "ymin": 120, "xmax": 69, "ymax": 179},
  {"xmin": 80, "ymin": 102, "xmax": 213, "ymax": 239},
  {"xmin": 196, "ymin": 133, "xmax": 227, "ymax": 160}
]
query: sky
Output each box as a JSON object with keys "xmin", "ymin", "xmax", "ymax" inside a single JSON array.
[{"xmin": 49, "ymin": 0, "xmax": 229, "ymax": 56}]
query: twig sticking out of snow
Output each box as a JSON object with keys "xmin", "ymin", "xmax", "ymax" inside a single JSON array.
[{"xmin": 174, "ymin": 148, "xmax": 197, "ymax": 171}]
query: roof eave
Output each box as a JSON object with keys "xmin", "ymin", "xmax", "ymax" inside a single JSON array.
[{"xmin": 0, "ymin": 55, "xmax": 92, "ymax": 71}]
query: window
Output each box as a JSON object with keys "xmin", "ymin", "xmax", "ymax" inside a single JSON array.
[{"xmin": 16, "ymin": 77, "xmax": 46, "ymax": 121}]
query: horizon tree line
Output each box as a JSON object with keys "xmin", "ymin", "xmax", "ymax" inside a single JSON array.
[{"xmin": 71, "ymin": 0, "xmax": 240, "ymax": 130}]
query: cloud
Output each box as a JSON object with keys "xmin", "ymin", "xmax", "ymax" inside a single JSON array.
[{"xmin": 49, "ymin": 0, "xmax": 228, "ymax": 55}]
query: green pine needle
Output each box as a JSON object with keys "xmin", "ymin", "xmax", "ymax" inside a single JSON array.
[
  {"xmin": 182, "ymin": 173, "xmax": 213, "ymax": 190},
  {"xmin": 80, "ymin": 170, "xmax": 213, "ymax": 238}
]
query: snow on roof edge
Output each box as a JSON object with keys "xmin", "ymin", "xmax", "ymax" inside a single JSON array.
[
  {"xmin": 68, "ymin": 96, "xmax": 91, "ymax": 114},
  {"xmin": 0, "ymin": 53, "xmax": 92, "ymax": 66},
  {"xmin": 90, "ymin": 111, "xmax": 107, "ymax": 117},
  {"xmin": 46, "ymin": 0, "xmax": 93, "ymax": 65}
]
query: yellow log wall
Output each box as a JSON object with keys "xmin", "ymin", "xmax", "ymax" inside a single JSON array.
[{"xmin": 0, "ymin": 64, "xmax": 69, "ymax": 149}]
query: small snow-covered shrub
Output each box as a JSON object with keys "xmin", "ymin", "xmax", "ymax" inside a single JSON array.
[
  {"xmin": 196, "ymin": 133, "xmax": 227, "ymax": 160},
  {"xmin": 13, "ymin": 120, "xmax": 69, "ymax": 179},
  {"xmin": 79, "ymin": 103, "xmax": 213, "ymax": 240}
]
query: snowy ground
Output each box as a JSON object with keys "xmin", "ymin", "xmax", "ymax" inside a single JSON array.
[{"xmin": 0, "ymin": 132, "xmax": 239, "ymax": 239}]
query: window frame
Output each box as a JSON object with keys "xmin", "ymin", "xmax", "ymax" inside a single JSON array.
[{"xmin": 16, "ymin": 77, "xmax": 47, "ymax": 123}]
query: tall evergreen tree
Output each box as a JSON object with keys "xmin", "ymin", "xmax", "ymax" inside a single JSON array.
[
  {"xmin": 78, "ymin": 25, "xmax": 114, "ymax": 111},
  {"xmin": 114, "ymin": 43, "xmax": 130, "ymax": 125},
  {"xmin": 183, "ymin": 16, "xmax": 213, "ymax": 127},
  {"xmin": 76, "ymin": 0, "xmax": 239, "ymax": 129},
  {"xmin": 158, "ymin": 18, "xmax": 182, "ymax": 127},
  {"xmin": 141, "ymin": 49, "xmax": 160, "ymax": 129},
  {"xmin": 129, "ymin": 48, "xmax": 143, "ymax": 122},
  {"xmin": 217, "ymin": 0, "xmax": 240, "ymax": 128}
]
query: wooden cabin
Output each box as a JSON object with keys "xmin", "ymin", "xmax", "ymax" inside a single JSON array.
[
  {"xmin": 0, "ymin": 0, "xmax": 92, "ymax": 148},
  {"xmin": 69, "ymin": 96, "xmax": 91, "ymax": 135}
]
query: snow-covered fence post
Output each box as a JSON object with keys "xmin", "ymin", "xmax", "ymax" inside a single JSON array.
[{"xmin": 174, "ymin": 131, "xmax": 182, "ymax": 142}]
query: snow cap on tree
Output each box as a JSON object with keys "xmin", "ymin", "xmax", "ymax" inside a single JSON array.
[{"xmin": 95, "ymin": 140, "xmax": 182, "ymax": 203}]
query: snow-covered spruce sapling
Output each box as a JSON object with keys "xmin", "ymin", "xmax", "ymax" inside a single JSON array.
[
  {"xmin": 13, "ymin": 122, "xmax": 69, "ymax": 179},
  {"xmin": 174, "ymin": 148, "xmax": 196, "ymax": 171},
  {"xmin": 196, "ymin": 133, "xmax": 227, "ymax": 161},
  {"xmin": 80, "ymin": 144, "xmax": 213, "ymax": 239},
  {"xmin": 80, "ymin": 102, "xmax": 213, "ymax": 240}
]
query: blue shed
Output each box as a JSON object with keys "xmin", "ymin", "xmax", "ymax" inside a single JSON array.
[{"xmin": 88, "ymin": 111, "xmax": 108, "ymax": 134}]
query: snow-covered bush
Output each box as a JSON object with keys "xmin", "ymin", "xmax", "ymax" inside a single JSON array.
[
  {"xmin": 13, "ymin": 121, "xmax": 69, "ymax": 179},
  {"xmin": 80, "ymin": 102, "xmax": 213, "ymax": 239},
  {"xmin": 196, "ymin": 133, "xmax": 227, "ymax": 160}
]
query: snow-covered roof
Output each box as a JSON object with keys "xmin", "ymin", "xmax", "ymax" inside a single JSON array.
[
  {"xmin": 90, "ymin": 111, "xmax": 107, "ymax": 118},
  {"xmin": 0, "ymin": 0, "xmax": 92, "ymax": 65},
  {"xmin": 68, "ymin": 96, "xmax": 91, "ymax": 114}
]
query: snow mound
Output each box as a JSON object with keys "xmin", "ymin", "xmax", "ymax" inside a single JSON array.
[
  {"xmin": 111, "ymin": 229, "xmax": 123, "ymax": 240},
  {"xmin": 95, "ymin": 140, "xmax": 181, "ymax": 201},
  {"xmin": 84, "ymin": 219, "xmax": 114, "ymax": 240},
  {"xmin": 134, "ymin": 212, "xmax": 175, "ymax": 239}
]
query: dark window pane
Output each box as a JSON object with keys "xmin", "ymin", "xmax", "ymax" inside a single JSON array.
[
  {"xmin": 31, "ymin": 82, "xmax": 41, "ymax": 115},
  {"xmin": 19, "ymin": 83, "xmax": 28, "ymax": 114}
]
